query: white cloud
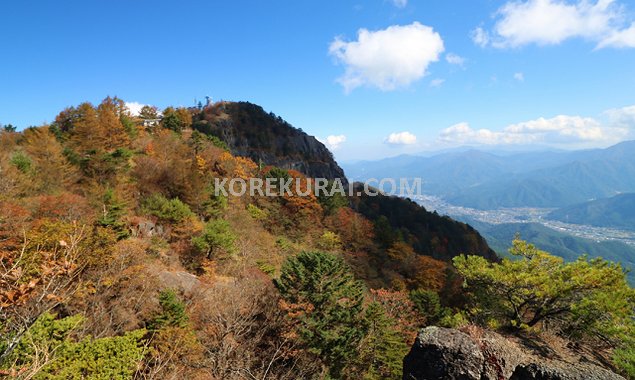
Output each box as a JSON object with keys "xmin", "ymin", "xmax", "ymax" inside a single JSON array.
[
  {"xmin": 439, "ymin": 122, "xmax": 531, "ymax": 145},
  {"xmin": 329, "ymin": 22, "xmax": 445, "ymax": 92},
  {"xmin": 598, "ymin": 22, "xmax": 635, "ymax": 47},
  {"xmin": 392, "ymin": 0, "xmax": 408, "ymax": 8},
  {"xmin": 320, "ymin": 134, "xmax": 347, "ymax": 150},
  {"xmin": 505, "ymin": 115, "xmax": 608, "ymax": 141},
  {"xmin": 445, "ymin": 53, "xmax": 465, "ymax": 66},
  {"xmin": 438, "ymin": 114, "xmax": 629, "ymax": 146},
  {"xmin": 470, "ymin": 27, "xmax": 490, "ymax": 47},
  {"xmin": 125, "ymin": 102, "xmax": 146, "ymax": 116},
  {"xmin": 430, "ymin": 78, "xmax": 445, "ymax": 87},
  {"xmin": 605, "ymin": 104, "xmax": 635, "ymax": 127},
  {"xmin": 385, "ymin": 131, "xmax": 418, "ymax": 145},
  {"xmin": 473, "ymin": 0, "xmax": 635, "ymax": 49},
  {"xmin": 514, "ymin": 72, "xmax": 525, "ymax": 81}
]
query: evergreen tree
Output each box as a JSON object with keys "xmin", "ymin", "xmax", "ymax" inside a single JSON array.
[
  {"xmin": 1, "ymin": 312, "xmax": 145, "ymax": 380},
  {"xmin": 148, "ymin": 289, "xmax": 189, "ymax": 330},
  {"xmin": 161, "ymin": 107, "xmax": 192, "ymax": 133},
  {"xmin": 410, "ymin": 289, "xmax": 444, "ymax": 325},
  {"xmin": 2, "ymin": 123, "xmax": 17, "ymax": 132},
  {"xmin": 374, "ymin": 216, "xmax": 396, "ymax": 249},
  {"xmin": 356, "ymin": 302, "xmax": 409, "ymax": 380},
  {"xmin": 454, "ymin": 239, "xmax": 635, "ymax": 331},
  {"xmin": 317, "ymin": 180, "xmax": 349, "ymax": 215},
  {"xmin": 97, "ymin": 188, "xmax": 129, "ymax": 239},
  {"xmin": 191, "ymin": 219, "xmax": 236, "ymax": 258},
  {"xmin": 275, "ymin": 251, "xmax": 365, "ymax": 378}
]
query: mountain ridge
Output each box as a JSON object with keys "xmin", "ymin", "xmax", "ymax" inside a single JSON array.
[
  {"xmin": 548, "ymin": 193, "xmax": 635, "ymax": 231},
  {"xmin": 344, "ymin": 140, "xmax": 635, "ymax": 209},
  {"xmin": 192, "ymin": 101, "xmax": 347, "ymax": 181}
]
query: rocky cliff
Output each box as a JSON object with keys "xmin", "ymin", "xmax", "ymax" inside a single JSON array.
[
  {"xmin": 403, "ymin": 327, "xmax": 624, "ymax": 380},
  {"xmin": 192, "ymin": 101, "xmax": 347, "ymax": 181}
]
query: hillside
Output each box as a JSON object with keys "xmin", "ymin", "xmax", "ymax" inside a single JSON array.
[
  {"xmin": 1, "ymin": 97, "xmax": 519, "ymax": 379},
  {"xmin": 192, "ymin": 101, "xmax": 347, "ymax": 180},
  {"xmin": 548, "ymin": 193, "xmax": 635, "ymax": 231},
  {"xmin": 352, "ymin": 190, "xmax": 497, "ymax": 262}
]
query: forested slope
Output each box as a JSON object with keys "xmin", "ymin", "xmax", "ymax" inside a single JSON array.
[{"xmin": 1, "ymin": 98, "xmax": 632, "ymax": 379}]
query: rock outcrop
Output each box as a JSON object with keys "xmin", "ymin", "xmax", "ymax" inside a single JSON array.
[
  {"xmin": 193, "ymin": 101, "xmax": 347, "ymax": 181},
  {"xmin": 403, "ymin": 327, "xmax": 625, "ymax": 380}
]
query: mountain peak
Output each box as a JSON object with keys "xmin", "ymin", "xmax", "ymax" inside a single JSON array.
[{"xmin": 192, "ymin": 101, "xmax": 347, "ymax": 181}]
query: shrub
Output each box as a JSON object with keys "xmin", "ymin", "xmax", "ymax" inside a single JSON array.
[
  {"xmin": 1, "ymin": 312, "xmax": 145, "ymax": 380},
  {"xmin": 10, "ymin": 151, "xmax": 32, "ymax": 173},
  {"xmin": 613, "ymin": 343, "xmax": 635, "ymax": 379},
  {"xmin": 207, "ymin": 134, "xmax": 228, "ymax": 150},
  {"xmin": 142, "ymin": 193, "xmax": 194, "ymax": 223},
  {"xmin": 191, "ymin": 219, "xmax": 237, "ymax": 258},
  {"xmin": 266, "ymin": 166, "xmax": 290, "ymax": 180},
  {"xmin": 148, "ymin": 289, "xmax": 189, "ymax": 330},
  {"xmin": 256, "ymin": 259, "xmax": 277, "ymax": 276},
  {"xmin": 247, "ymin": 203, "xmax": 268, "ymax": 221},
  {"xmin": 317, "ymin": 231, "xmax": 342, "ymax": 251}
]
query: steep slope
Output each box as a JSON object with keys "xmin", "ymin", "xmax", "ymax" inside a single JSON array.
[
  {"xmin": 192, "ymin": 101, "xmax": 346, "ymax": 180},
  {"xmin": 352, "ymin": 190, "xmax": 498, "ymax": 262},
  {"xmin": 548, "ymin": 193, "xmax": 635, "ymax": 231},
  {"xmin": 2, "ymin": 98, "xmax": 632, "ymax": 380}
]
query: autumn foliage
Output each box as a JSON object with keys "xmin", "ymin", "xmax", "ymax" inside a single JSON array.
[{"xmin": 1, "ymin": 97, "xmax": 564, "ymax": 379}]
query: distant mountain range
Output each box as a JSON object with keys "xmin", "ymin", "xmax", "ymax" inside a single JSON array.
[
  {"xmin": 547, "ymin": 193, "xmax": 635, "ymax": 231},
  {"xmin": 343, "ymin": 141, "xmax": 635, "ymax": 209}
]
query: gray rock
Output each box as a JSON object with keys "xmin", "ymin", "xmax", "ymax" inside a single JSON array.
[
  {"xmin": 129, "ymin": 219, "xmax": 165, "ymax": 238},
  {"xmin": 200, "ymin": 101, "xmax": 347, "ymax": 182},
  {"xmin": 510, "ymin": 362, "xmax": 625, "ymax": 380},
  {"xmin": 157, "ymin": 271, "xmax": 200, "ymax": 295},
  {"xmin": 403, "ymin": 327, "xmax": 625, "ymax": 380},
  {"xmin": 480, "ymin": 330, "xmax": 524, "ymax": 380},
  {"xmin": 403, "ymin": 327, "xmax": 485, "ymax": 380}
]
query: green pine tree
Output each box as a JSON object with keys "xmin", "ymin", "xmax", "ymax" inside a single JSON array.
[
  {"xmin": 97, "ymin": 187, "xmax": 129, "ymax": 240},
  {"xmin": 148, "ymin": 289, "xmax": 189, "ymax": 330},
  {"xmin": 275, "ymin": 251, "xmax": 365, "ymax": 378},
  {"xmin": 356, "ymin": 302, "xmax": 409, "ymax": 380}
]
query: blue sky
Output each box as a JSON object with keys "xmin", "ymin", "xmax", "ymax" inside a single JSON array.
[{"xmin": 1, "ymin": 0, "xmax": 635, "ymax": 160}]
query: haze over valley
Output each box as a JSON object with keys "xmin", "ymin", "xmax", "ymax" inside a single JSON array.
[{"xmin": 343, "ymin": 142, "xmax": 635, "ymax": 278}]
